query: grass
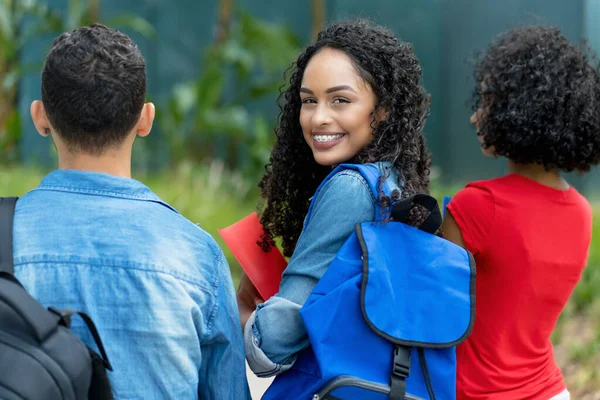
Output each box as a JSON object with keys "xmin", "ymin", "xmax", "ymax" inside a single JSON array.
[{"xmin": 1, "ymin": 164, "xmax": 599, "ymax": 395}]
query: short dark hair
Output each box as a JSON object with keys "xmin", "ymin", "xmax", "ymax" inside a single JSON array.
[
  {"xmin": 473, "ymin": 26, "xmax": 600, "ymax": 172},
  {"xmin": 41, "ymin": 23, "xmax": 146, "ymax": 154}
]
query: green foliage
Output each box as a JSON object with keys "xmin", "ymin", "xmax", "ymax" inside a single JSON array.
[
  {"xmin": 0, "ymin": 0, "xmax": 156, "ymax": 165},
  {"xmin": 0, "ymin": 0, "xmax": 55, "ymax": 163},
  {"xmin": 158, "ymin": 11, "xmax": 301, "ymax": 181},
  {"xmin": 60, "ymin": 0, "xmax": 156, "ymax": 36},
  {"xmin": 569, "ymin": 207, "xmax": 600, "ymax": 313}
]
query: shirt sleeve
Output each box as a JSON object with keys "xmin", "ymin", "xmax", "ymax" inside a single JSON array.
[
  {"xmin": 446, "ymin": 183, "xmax": 495, "ymax": 256},
  {"xmin": 245, "ymin": 171, "xmax": 376, "ymax": 377}
]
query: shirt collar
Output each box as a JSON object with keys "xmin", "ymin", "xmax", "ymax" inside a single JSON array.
[{"xmin": 33, "ymin": 169, "xmax": 175, "ymax": 211}]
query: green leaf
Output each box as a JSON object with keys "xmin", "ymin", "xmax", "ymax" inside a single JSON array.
[
  {"xmin": 200, "ymin": 106, "xmax": 249, "ymax": 137},
  {"xmin": 238, "ymin": 10, "xmax": 300, "ymax": 72},
  {"xmin": 18, "ymin": 9, "xmax": 64, "ymax": 45},
  {"xmin": 0, "ymin": 0, "xmax": 15, "ymax": 41},
  {"xmin": 196, "ymin": 65, "xmax": 225, "ymax": 109},
  {"xmin": 172, "ymin": 83, "xmax": 197, "ymax": 114},
  {"xmin": 4, "ymin": 109, "xmax": 21, "ymax": 142},
  {"xmin": 2, "ymin": 71, "xmax": 18, "ymax": 91},
  {"xmin": 106, "ymin": 14, "xmax": 158, "ymax": 39},
  {"xmin": 66, "ymin": 0, "xmax": 84, "ymax": 31},
  {"xmin": 221, "ymin": 40, "xmax": 254, "ymax": 76}
]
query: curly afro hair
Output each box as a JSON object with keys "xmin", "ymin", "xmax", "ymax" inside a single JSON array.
[
  {"xmin": 259, "ymin": 19, "xmax": 432, "ymax": 257},
  {"xmin": 473, "ymin": 26, "xmax": 600, "ymax": 172}
]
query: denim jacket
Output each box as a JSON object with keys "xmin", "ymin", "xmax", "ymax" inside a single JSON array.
[
  {"xmin": 245, "ymin": 162, "xmax": 400, "ymax": 377},
  {"xmin": 12, "ymin": 170, "xmax": 250, "ymax": 400}
]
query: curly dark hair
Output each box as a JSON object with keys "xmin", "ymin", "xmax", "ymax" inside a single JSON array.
[
  {"xmin": 473, "ymin": 26, "xmax": 600, "ymax": 172},
  {"xmin": 42, "ymin": 23, "xmax": 146, "ymax": 154},
  {"xmin": 259, "ymin": 19, "xmax": 432, "ymax": 257}
]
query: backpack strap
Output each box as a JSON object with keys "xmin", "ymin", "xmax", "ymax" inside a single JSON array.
[
  {"xmin": 391, "ymin": 194, "xmax": 442, "ymax": 234},
  {"xmin": 0, "ymin": 197, "xmax": 18, "ymax": 275},
  {"xmin": 303, "ymin": 163, "xmax": 394, "ymax": 230},
  {"xmin": 389, "ymin": 345, "xmax": 411, "ymax": 400},
  {"xmin": 49, "ymin": 307, "xmax": 113, "ymax": 371}
]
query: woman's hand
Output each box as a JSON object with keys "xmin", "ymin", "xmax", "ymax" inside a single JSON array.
[{"xmin": 237, "ymin": 271, "xmax": 264, "ymax": 330}]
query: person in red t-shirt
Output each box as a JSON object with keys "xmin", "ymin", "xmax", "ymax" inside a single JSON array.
[{"xmin": 442, "ymin": 26, "xmax": 600, "ymax": 400}]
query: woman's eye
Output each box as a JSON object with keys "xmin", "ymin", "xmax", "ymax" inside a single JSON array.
[
  {"xmin": 332, "ymin": 98, "xmax": 350, "ymax": 104},
  {"xmin": 301, "ymin": 98, "xmax": 316, "ymax": 104}
]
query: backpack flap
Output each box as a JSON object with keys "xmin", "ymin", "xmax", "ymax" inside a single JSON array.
[{"xmin": 357, "ymin": 221, "xmax": 475, "ymax": 347}]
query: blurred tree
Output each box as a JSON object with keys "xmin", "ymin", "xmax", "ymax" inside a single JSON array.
[
  {"xmin": 311, "ymin": 0, "xmax": 325, "ymax": 41},
  {"xmin": 0, "ymin": 0, "xmax": 155, "ymax": 164},
  {"xmin": 159, "ymin": 6, "xmax": 301, "ymax": 181}
]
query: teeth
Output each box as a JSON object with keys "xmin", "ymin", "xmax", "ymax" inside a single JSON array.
[{"xmin": 314, "ymin": 134, "xmax": 344, "ymax": 142}]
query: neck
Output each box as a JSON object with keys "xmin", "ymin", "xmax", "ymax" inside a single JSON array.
[
  {"xmin": 506, "ymin": 160, "xmax": 569, "ymax": 190},
  {"xmin": 57, "ymin": 147, "xmax": 132, "ymax": 178}
]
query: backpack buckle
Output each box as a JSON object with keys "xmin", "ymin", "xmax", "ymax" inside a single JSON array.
[
  {"xmin": 392, "ymin": 345, "xmax": 411, "ymax": 378},
  {"xmin": 48, "ymin": 306, "xmax": 72, "ymax": 328}
]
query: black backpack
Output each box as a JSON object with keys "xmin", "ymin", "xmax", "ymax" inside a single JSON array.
[{"xmin": 0, "ymin": 197, "xmax": 114, "ymax": 400}]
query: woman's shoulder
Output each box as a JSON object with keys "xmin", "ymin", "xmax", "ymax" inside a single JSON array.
[
  {"xmin": 318, "ymin": 162, "xmax": 397, "ymax": 203},
  {"xmin": 318, "ymin": 168, "xmax": 375, "ymax": 204},
  {"xmin": 450, "ymin": 179, "xmax": 496, "ymax": 213}
]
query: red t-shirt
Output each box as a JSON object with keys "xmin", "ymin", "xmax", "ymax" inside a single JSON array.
[{"xmin": 447, "ymin": 174, "xmax": 592, "ymax": 400}]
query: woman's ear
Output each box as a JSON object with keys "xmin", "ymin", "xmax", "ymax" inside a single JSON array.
[{"xmin": 373, "ymin": 106, "xmax": 389, "ymax": 123}]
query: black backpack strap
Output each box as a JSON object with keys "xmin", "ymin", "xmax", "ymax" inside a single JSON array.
[
  {"xmin": 0, "ymin": 197, "xmax": 18, "ymax": 275},
  {"xmin": 49, "ymin": 308, "xmax": 115, "ymax": 399},
  {"xmin": 389, "ymin": 345, "xmax": 411, "ymax": 400},
  {"xmin": 49, "ymin": 307, "xmax": 113, "ymax": 371},
  {"xmin": 390, "ymin": 194, "xmax": 442, "ymax": 234}
]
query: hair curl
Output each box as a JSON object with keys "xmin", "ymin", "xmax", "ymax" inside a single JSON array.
[
  {"xmin": 473, "ymin": 26, "xmax": 600, "ymax": 172},
  {"xmin": 259, "ymin": 19, "xmax": 432, "ymax": 257}
]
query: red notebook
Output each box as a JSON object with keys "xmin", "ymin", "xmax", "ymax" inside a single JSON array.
[{"xmin": 218, "ymin": 212, "xmax": 288, "ymax": 300}]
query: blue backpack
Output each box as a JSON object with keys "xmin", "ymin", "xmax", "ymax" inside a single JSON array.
[{"xmin": 263, "ymin": 164, "xmax": 475, "ymax": 400}]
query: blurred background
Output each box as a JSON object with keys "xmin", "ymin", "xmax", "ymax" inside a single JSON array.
[{"xmin": 0, "ymin": 0, "xmax": 598, "ymax": 396}]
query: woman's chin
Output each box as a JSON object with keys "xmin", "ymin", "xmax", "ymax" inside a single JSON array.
[{"xmin": 312, "ymin": 153, "xmax": 348, "ymax": 167}]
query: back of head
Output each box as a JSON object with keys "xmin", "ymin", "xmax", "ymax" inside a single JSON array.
[
  {"xmin": 473, "ymin": 26, "xmax": 600, "ymax": 172},
  {"xmin": 42, "ymin": 23, "xmax": 146, "ymax": 155}
]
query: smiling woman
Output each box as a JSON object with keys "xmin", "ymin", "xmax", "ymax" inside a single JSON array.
[
  {"xmin": 299, "ymin": 48, "xmax": 377, "ymax": 165},
  {"xmin": 236, "ymin": 18, "xmax": 432, "ymax": 382},
  {"xmin": 255, "ymin": 20, "xmax": 432, "ymax": 260}
]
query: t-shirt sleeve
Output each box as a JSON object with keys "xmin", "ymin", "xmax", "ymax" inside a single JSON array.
[{"xmin": 446, "ymin": 183, "xmax": 495, "ymax": 256}]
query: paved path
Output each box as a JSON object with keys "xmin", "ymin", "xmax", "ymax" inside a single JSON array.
[{"xmin": 247, "ymin": 362, "xmax": 273, "ymax": 399}]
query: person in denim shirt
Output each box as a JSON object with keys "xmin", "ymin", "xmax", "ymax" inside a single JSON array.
[
  {"xmin": 237, "ymin": 20, "xmax": 433, "ymax": 377},
  {"xmin": 13, "ymin": 24, "xmax": 249, "ymax": 400}
]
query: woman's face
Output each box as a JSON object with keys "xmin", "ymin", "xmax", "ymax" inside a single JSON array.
[{"xmin": 299, "ymin": 47, "xmax": 377, "ymax": 166}]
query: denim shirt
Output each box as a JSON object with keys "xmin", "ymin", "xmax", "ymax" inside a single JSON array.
[
  {"xmin": 245, "ymin": 162, "xmax": 400, "ymax": 377},
  {"xmin": 12, "ymin": 170, "xmax": 250, "ymax": 400}
]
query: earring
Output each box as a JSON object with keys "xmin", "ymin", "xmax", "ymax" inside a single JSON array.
[{"xmin": 44, "ymin": 128, "xmax": 50, "ymax": 134}]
